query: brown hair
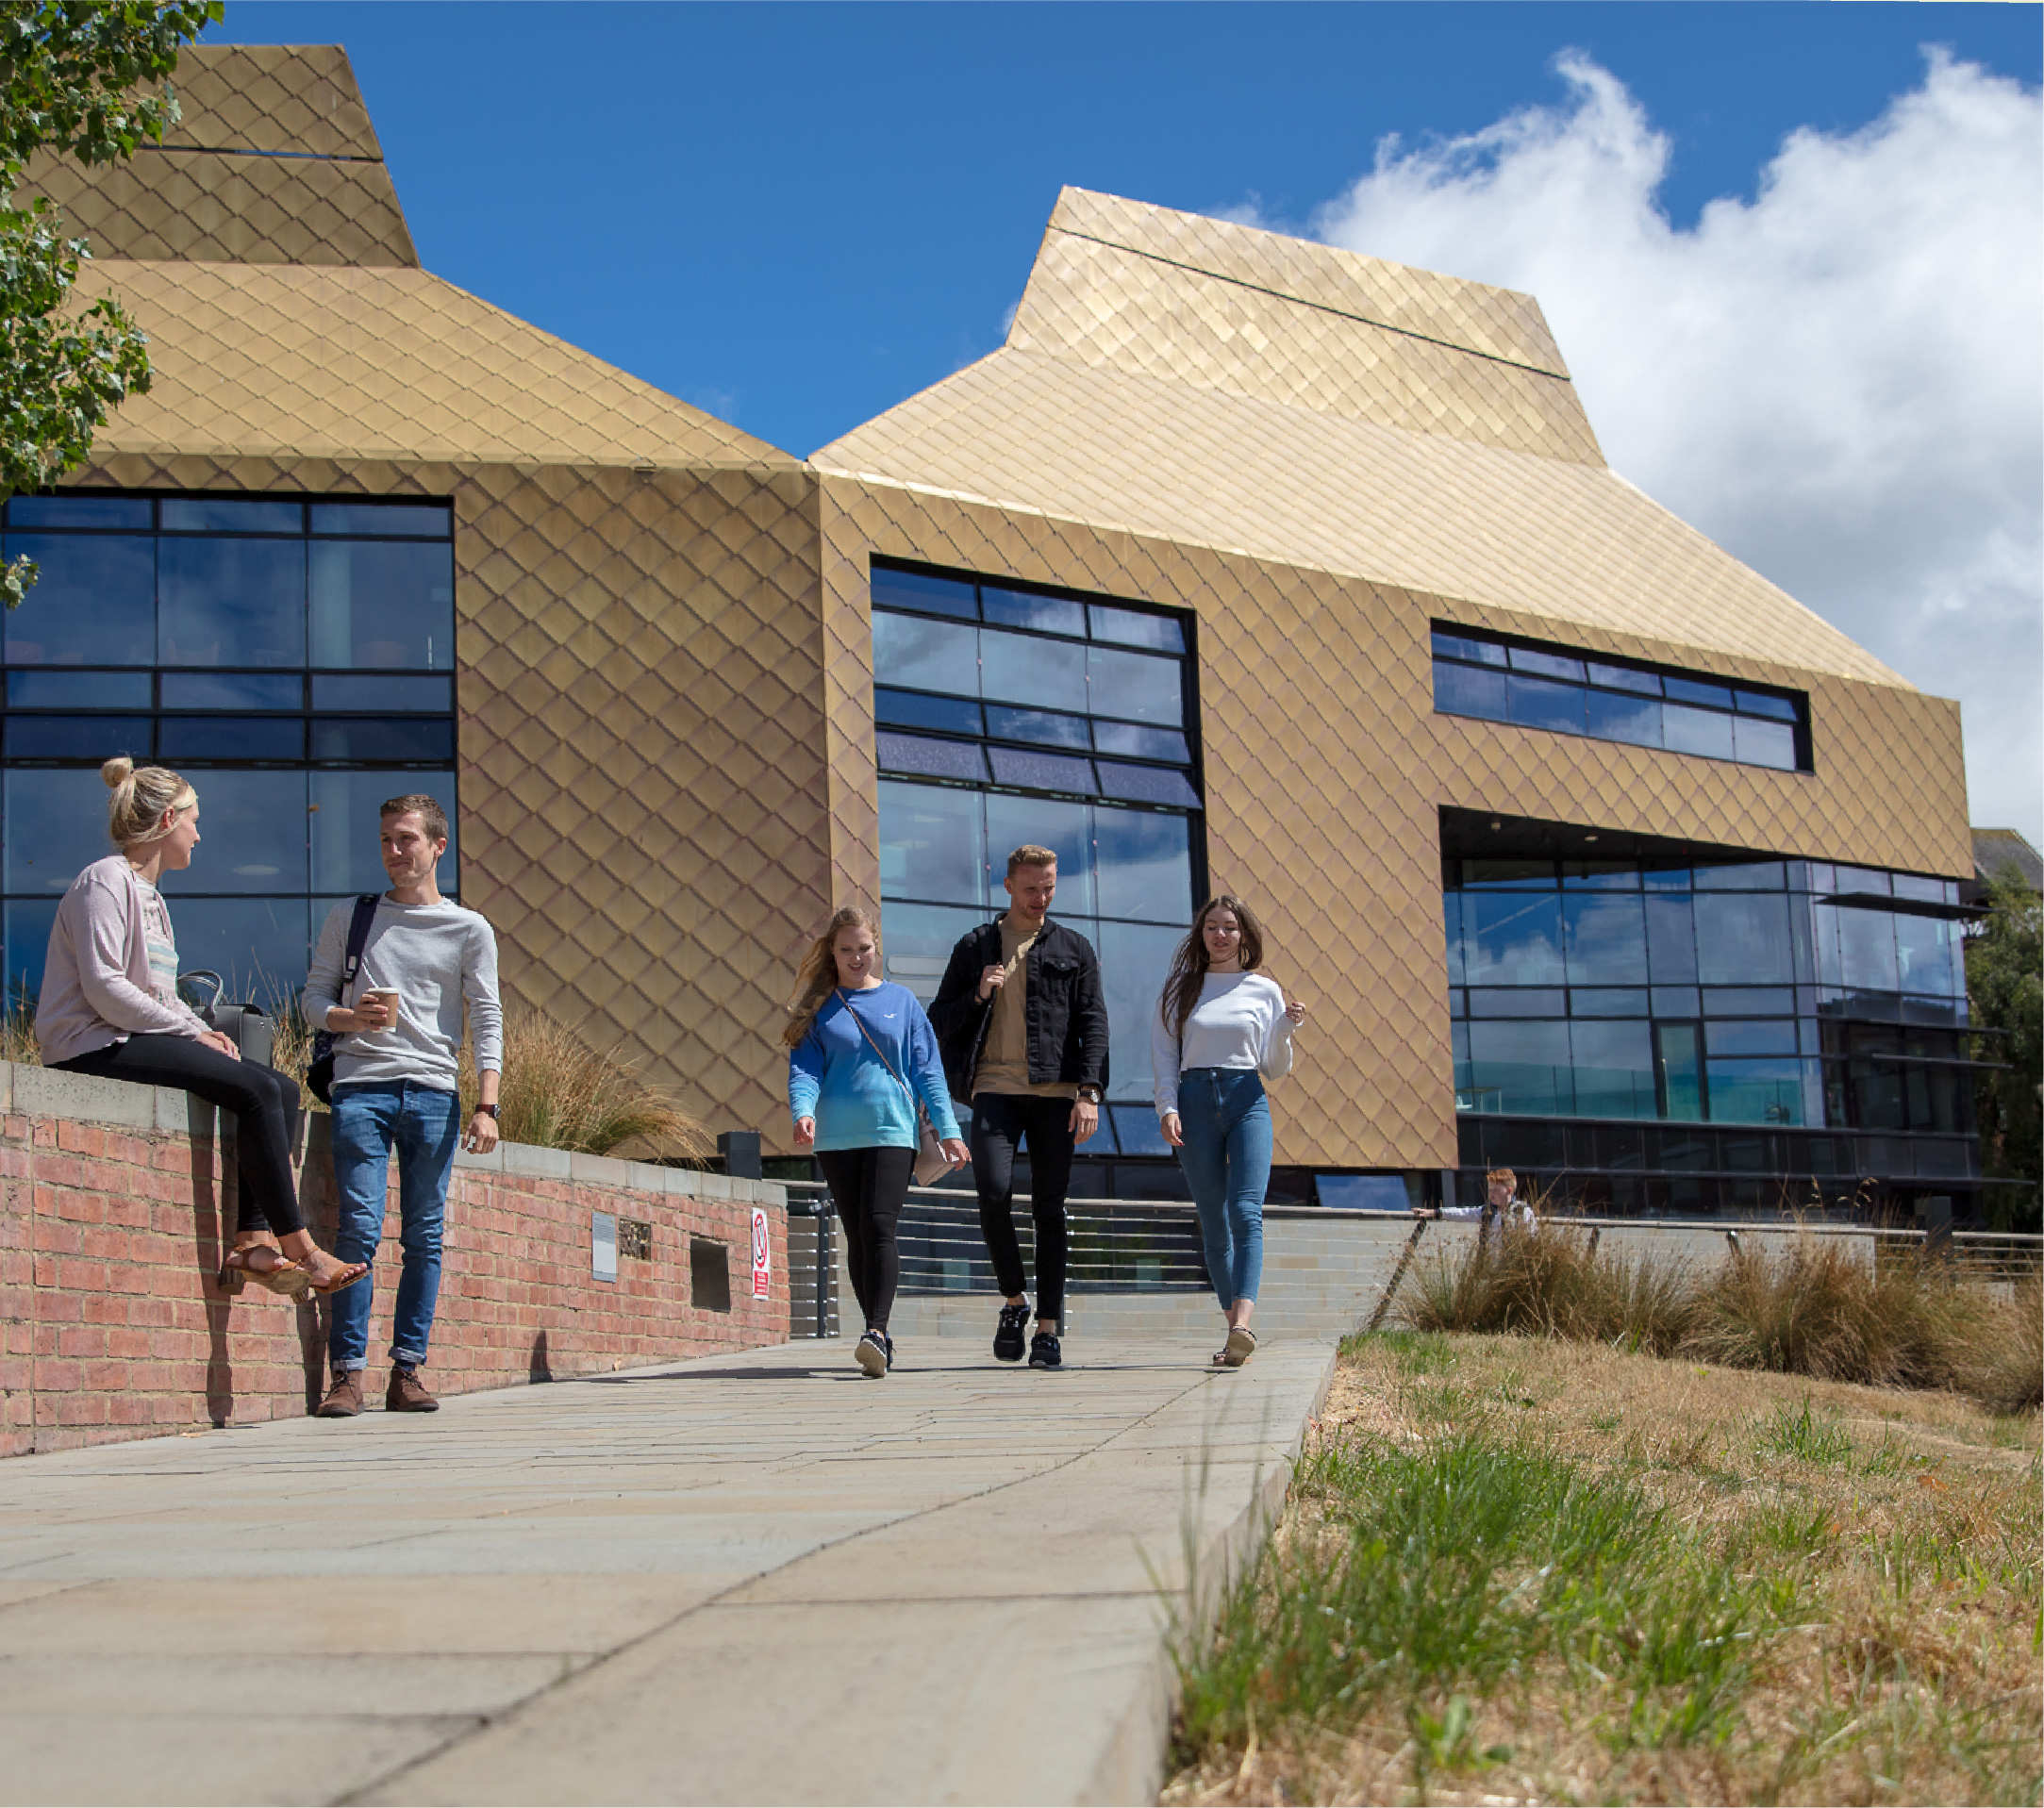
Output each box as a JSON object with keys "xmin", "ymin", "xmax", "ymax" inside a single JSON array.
[
  {"xmin": 1005, "ymin": 844, "xmax": 1057, "ymax": 877},
  {"xmin": 782, "ymin": 905, "xmax": 882, "ymax": 1048},
  {"xmin": 1487, "ymin": 1167, "xmax": 1518, "ymax": 1191},
  {"xmin": 380, "ymin": 792, "xmax": 449, "ymax": 842},
  {"xmin": 102, "ymin": 756, "xmax": 196, "ymax": 849},
  {"xmin": 1159, "ymin": 895, "xmax": 1267, "ymax": 1045}
]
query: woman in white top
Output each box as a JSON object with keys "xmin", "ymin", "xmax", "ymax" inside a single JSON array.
[{"xmin": 1152, "ymin": 895, "xmax": 1306, "ymax": 1368}]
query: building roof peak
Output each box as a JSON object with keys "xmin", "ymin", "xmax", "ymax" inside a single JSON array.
[{"xmin": 995, "ymin": 186, "xmax": 1603, "ymax": 468}]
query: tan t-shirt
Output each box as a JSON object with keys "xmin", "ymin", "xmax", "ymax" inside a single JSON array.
[{"xmin": 973, "ymin": 917, "xmax": 1078, "ymax": 1100}]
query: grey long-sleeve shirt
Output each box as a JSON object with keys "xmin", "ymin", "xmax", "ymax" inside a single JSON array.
[{"xmin": 303, "ymin": 896, "xmax": 503, "ymax": 1094}]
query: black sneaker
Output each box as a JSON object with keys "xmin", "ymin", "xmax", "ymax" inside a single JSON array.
[
  {"xmin": 1028, "ymin": 1329, "xmax": 1062, "ymax": 1369},
  {"xmin": 856, "ymin": 1330, "xmax": 889, "ymax": 1377},
  {"xmin": 884, "ymin": 1334, "xmax": 895, "ymax": 1371},
  {"xmin": 994, "ymin": 1298, "xmax": 1031, "ymax": 1363}
]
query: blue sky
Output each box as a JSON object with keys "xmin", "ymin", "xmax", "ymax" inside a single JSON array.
[{"xmin": 208, "ymin": 2, "xmax": 2039, "ymax": 458}]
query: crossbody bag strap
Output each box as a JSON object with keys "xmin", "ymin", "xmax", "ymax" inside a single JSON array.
[
  {"xmin": 839, "ymin": 988, "xmax": 917, "ymax": 1103},
  {"xmin": 341, "ymin": 892, "xmax": 379, "ymax": 986}
]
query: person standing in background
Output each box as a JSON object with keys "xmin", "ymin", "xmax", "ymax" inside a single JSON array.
[
  {"xmin": 786, "ymin": 905, "xmax": 967, "ymax": 1377},
  {"xmin": 929, "ymin": 846, "xmax": 1108, "ymax": 1372},
  {"xmin": 1417, "ymin": 1166, "xmax": 1536, "ymax": 1231},
  {"xmin": 1153, "ymin": 895, "xmax": 1306, "ymax": 1368},
  {"xmin": 303, "ymin": 795, "xmax": 501, "ymax": 1419}
]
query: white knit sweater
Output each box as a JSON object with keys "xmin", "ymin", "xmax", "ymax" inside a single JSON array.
[{"xmin": 1151, "ymin": 971, "xmax": 1294, "ymax": 1117}]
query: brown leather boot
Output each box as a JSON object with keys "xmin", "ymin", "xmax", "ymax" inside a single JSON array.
[
  {"xmin": 386, "ymin": 1364, "xmax": 439, "ymax": 1413},
  {"xmin": 315, "ymin": 1371, "xmax": 363, "ymax": 1418}
]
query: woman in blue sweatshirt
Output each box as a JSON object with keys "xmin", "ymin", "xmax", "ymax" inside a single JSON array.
[{"xmin": 786, "ymin": 906, "xmax": 966, "ymax": 1376}]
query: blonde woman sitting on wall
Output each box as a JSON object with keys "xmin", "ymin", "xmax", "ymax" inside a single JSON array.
[{"xmin": 35, "ymin": 758, "xmax": 366, "ymax": 1300}]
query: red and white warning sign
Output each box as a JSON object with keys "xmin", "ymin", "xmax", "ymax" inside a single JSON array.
[{"xmin": 751, "ymin": 1207, "xmax": 771, "ymax": 1301}]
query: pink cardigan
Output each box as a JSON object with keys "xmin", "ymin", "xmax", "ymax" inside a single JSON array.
[{"xmin": 36, "ymin": 855, "xmax": 209, "ymax": 1065}]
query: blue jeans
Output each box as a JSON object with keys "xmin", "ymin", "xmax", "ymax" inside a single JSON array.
[
  {"xmin": 328, "ymin": 1082, "xmax": 461, "ymax": 1372},
  {"xmin": 1175, "ymin": 1069, "xmax": 1271, "ymax": 1309}
]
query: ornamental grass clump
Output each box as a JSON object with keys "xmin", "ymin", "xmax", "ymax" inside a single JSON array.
[
  {"xmin": 460, "ymin": 1004, "xmax": 710, "ymax": 1162},
  {"xmin": 1687, "ymin": 1230, "xmax": 1969, "ymax": 1388},
  {"xmin": 1399, "ymin": 1217, "xmax": 2039, "ymax": 1418},
  {"xmin": 1401, "ymin": 1219, "xmax": 1700, "ymax": 1355}
]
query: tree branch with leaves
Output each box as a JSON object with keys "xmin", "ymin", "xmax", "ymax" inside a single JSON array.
[{"xmin": 0, "ymin": 1, "xmax": 219, "ymax": 605}]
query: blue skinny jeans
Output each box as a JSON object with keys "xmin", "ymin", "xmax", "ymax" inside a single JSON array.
[
  {"xmin": 1174, "ymin": 1068, "xmax": 1271, "ymax": 1309},
  {"xmin": 327, "ymin": 1081, "xmax": 461, "ymax": 1373}
]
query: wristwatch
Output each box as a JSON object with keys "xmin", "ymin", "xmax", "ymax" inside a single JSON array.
[
  {"xmin": 1076, "ymin": 1086, "xmax": 1104, "ymax": 1104},
  {"xmin": 474, "ymin": 1103, "xmax": 500, "ymax": 1120}
]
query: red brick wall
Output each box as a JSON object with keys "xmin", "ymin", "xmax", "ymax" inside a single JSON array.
[{"xmin": 0, "ymin": 1078, "xmax": 789, "ymax": 1457}]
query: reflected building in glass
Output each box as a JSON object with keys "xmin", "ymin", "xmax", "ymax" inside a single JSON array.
[{"xmin": 12, "ymin": 45, "xmax": 1983, "ymax": 1219}]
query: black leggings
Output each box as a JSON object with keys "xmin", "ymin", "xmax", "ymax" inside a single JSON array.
[
  {"xmin": 969, "ymin": 1092, "xmax": 1073, "ymax": 1323},
  {"xmin": 55, "ymin": 1035, "xmax": 306, "ymax": 1238},
  {"xmin": 817, "ymin": 1146, "xmax": 914, "ymax": 1335}
]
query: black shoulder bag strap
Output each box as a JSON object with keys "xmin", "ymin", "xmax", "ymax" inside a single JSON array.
[{"xmin": 306, "ymin": 893, "xmax": 381, "ymax": 1103}]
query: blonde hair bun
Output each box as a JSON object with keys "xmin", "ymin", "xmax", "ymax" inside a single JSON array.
[{"xmin": 103, "ymin": 759, "xmax": 196, "ymax": 850}]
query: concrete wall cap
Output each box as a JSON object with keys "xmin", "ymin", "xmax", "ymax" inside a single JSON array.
[
  {"xmin": 496, "ymin": 1141, "xmax": 573, "ymax": 1181},
  {"xmin": 567, "ymin": 1152, "xmax": 637, "ymax": 1190},
  {"xmin": 10, "ymin": 1061, "xmax": 159, "ymax": 1131}
]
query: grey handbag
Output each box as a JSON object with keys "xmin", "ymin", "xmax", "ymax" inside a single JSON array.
[
  {"xmin": 177, "ymin": 970, "xmax": 274, "ymax": 1068},
  {"xmin": 839, "ymin": 989, "xmax": 957, "ymax": 1187}
]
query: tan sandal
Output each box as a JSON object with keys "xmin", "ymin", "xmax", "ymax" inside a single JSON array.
[
  {"xmin": 302, "ymin": 1253, "xmax": 369, "ymax": 1297},
  {"xmin": 1222, "ymin": 1325, "xmax": 1258, "ymax": 1368},
  {"xmin": 220, "ymin": 1239, "xmax": 311, "ymax": 1300}
]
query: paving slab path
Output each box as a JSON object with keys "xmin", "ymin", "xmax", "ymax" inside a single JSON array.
[{"xmin": 0, "ymin": 1335, "xmax": 1333, "ymax": 1807}]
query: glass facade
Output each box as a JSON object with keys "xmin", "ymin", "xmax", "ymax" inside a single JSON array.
[
  {"xmin": 1, "ymin": 492, "xmax": 459, "ymax": 1004},
  {"xmin": 1432, "ymin": 625, "xmax": 1810, "ymax": 772},
  {"xmin": 1446, "ymin": 854, "xmax": 1973, "ymax": 1139},
  {"xmin": 870, "ymin": 561, "xmax": 1201, "ymax": 1153}
]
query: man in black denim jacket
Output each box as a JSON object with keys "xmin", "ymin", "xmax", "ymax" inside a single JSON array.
[{"xmin": 929, "ymin": 846, "xmax": 1109, "ymax": 1369}]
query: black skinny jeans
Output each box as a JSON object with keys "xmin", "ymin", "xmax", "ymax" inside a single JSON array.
[
  {"xmin": 816, "ymin": 1145, "xmax": 914, "ymax": 1335},
  {"xmin": 55, "ymin": 1034, "xmax": 305, "ymax": 1238},
  {"xmin": 969, "ymin": 1091, "xmax": 1074, "ymax": 1323}
]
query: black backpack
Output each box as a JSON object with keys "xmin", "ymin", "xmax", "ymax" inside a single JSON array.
[{"xmin": 306, "ymin": 894, "xmax": 381, "ymax": 1104}]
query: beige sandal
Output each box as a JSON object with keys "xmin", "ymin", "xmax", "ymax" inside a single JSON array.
[
  {"xmin": 219, "ymin": 1239, "xmax": 311, "ymax": 1300},
  {"xmin": 1222, "ymin": 1325, "xmax": 1258, "ymax": 1368}
]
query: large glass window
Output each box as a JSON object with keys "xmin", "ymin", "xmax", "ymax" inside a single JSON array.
[
  {"xmin": 1447, "ymin": 851, "xmax": 1969, "ymax": 1132},
  {"xmin": 0, "ymin": 491, "xmax": 459, "ymax": 1004},
  {"xmin": 871, "ymin": 560, "xmax": 1201, "ymax": 1129},
  {"xmin": 1432, "ymin": 623, "xmax": 1810, "ymax": 773}
]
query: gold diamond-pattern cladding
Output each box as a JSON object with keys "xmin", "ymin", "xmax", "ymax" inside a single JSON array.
[
  {"xmin": 1011, "ymin": 228, "xmax": 1603, "ymax": 464},
  {"xmin": 816, "ymin": 345, "xmax": 1905, "ymax": 691},
  {"xmin": 1046, "ymin": 188, "xmax": 1573, "ymax": 374},
  {"xmin": 19, "ymin": 43, "xmax": 415, "ymax": 268},
  {"xmin": 75, "ymin": 259, "xmax": 789, "ymax": 471}
]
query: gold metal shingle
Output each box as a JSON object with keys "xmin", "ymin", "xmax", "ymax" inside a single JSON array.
[
  {"xmin": 1009, "ymin": 231, "xmax": 1601, "ymax": 464},
  {"xmin": 1047, "ymin": 187, "xmax": 1572, "ymax": 378},
  {"xmin": 814, "ymin": 345, "xmax": 1900, "ymax": 687},
  {"xmin": 74, "ymin": 259, "xmax": 797, "ymax": 470}
]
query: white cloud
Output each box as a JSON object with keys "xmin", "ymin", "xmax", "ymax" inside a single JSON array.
[{"xmin": 1311, "ymin": 50, "xmax": 2043, "ymax": 843}]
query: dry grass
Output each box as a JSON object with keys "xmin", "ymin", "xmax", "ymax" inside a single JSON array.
[
  {"xmin": 1399, "ymin": 1225, "xmax": 2042, "ymax": 1418},
  {"xmin": 457, "ymin": 1003, "xmax": 711, "ymax": 1161},
  {"xmin": 2, "ymin": 1002, "xmax": 39, "ymax": 1067},
  {"xmin": 1161, "ymin": 1334, "xmax": 2042, "ymax": 1807},
  {"xmin": 1404, "ymin": 1219, "xmax": 1702, "ymax": 1353}
]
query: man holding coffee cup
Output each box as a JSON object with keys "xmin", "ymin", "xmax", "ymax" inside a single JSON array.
[{"xmin": 303, "ymin": 794, "xmax": 502, "ymax": 1418}]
